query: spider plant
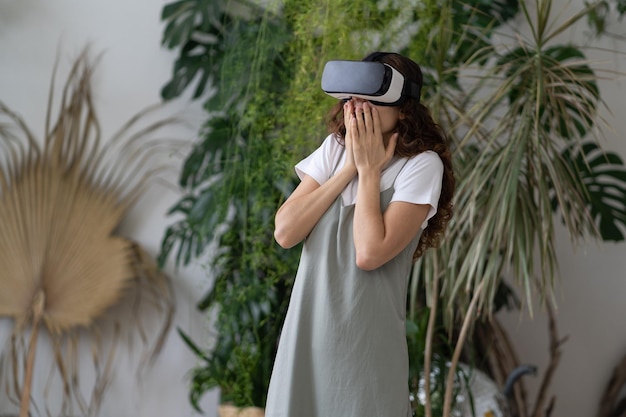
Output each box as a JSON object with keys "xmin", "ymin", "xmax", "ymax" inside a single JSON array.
[{"xmin": 0, "ymin": 50, "xmax": 177, "ymax": 417}]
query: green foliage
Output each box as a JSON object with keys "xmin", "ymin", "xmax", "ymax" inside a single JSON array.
[
  {"xmin": 559, "ymin": 142, "xmax": 626, "ymax": 241},
  {"xmin": 412, "ymin": 0, "xmax": 626, "ymax": 321},
  {"xmin": 158, "ymin": 0, "xmax": 428, "ymax": 409},
  {"xmin": 159, "ymin": 1, "xmax": 298, "ymax": 408},
  {"xmin": 586, "ymin": 0, "xmax": 626, "ymax": 35},
  {"xmin": 406, "ymin": 317, "xmax": 457, "ymax": 417},
  {"xmin": 158, "ymin": 0, "xmax": 626, "ymax": 413},
  {"xmin": 406, "ymin": 294, "xmax": 464, "ymax": 417}
]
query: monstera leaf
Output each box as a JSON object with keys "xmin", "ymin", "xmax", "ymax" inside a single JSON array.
[{"xmin": 561, "ymin": 142, "xmax": 626, "ymax": 241}]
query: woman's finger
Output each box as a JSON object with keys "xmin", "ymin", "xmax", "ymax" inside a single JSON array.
[
  {"xmin": 362, "ymin": 102, "xmax": 374, "ymax": 135},
  {"xmin": 343, "ymin": 101, "xmax": 353, "ymax": 127},
  {"xmin": 370, "ymin": 104, "xmax": 382, "ymax": 139},
  {"xmin": 350, "ymin": 114, "xmax": 359, "ymax": 145},
  {"xmin": 355, "ymin": 104, "xmax": 366, "ymax": 136}
]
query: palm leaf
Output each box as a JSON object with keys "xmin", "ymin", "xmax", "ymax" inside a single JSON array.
[
  {"xmin": 0, "ymin": 49, "xmax": 176, "ymax": 417},
  {"xmin": 415, "ymin": 0, "xmax": 625, "ymax": 320}
]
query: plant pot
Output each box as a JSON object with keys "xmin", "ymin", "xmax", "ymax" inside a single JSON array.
[{"xmin": 218, "ymin": 404, "xmax": 265, "ymax": 417}]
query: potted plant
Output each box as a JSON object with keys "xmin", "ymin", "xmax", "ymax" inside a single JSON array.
[
  {"xmin": 158, "ymin": 0, "xmax": 441, "ymax": 412},
  {"xmin": 158, "ymin": 0, "xmax": 626, "ymax": 416},
  {"xmin": 407, "ymin": 0, "xmax": 626, "ymax": 414},
  {"xmin": 158, "ymin": 1, "xmax": 303, "ymax": 413}
]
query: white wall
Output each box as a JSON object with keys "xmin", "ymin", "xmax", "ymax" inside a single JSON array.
[
  {"xmin": 0, "ymin": 1, "xmax": 625, "ymax": 417},
  {"xmin": 0, "ymin": 1, "xmax": 218, "ymax": 416}
]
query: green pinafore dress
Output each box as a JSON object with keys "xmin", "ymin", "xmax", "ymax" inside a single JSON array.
[{"xmin": 265, "ymin": 154, "xmax": 420, "ymax": 417}]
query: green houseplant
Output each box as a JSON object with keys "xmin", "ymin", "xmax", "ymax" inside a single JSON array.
[
  {"xmin": 407, "ymin": 0, "xmax": 626, "ymax": 414},
  {"xmin": 159, "ymin": 0, "xmax": 626, "ymax": 415},
  {"xmin": 158, "ymin": 0, "xmax": 444, "ymax": 411},
  {"xmin": 158, "ymin": 1, "xmax": 311, "ymax": 410}
]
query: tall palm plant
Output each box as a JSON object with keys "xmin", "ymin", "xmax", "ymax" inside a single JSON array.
[
  {"xmin": 0, "ymin": 50, "xmax": 176, "ymax": 417},
  {"xmin": 409, "ymin": 0, "xmax": 626, "ymax": 414},
  {"xmin": 414, "ymin": 0, "xmax": 626, "ymax": 319}
]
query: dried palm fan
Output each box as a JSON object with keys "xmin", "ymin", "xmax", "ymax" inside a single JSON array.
[{"xmin": 0, "ymin": 49, "xmax": 178, "ymax": 417}]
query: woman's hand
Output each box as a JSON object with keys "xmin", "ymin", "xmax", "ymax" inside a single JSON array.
[
  {"xmin": 349, "ymin": 101, "xmax": 397, "ymax": 174},
  {"xmin": 342, "ymin": 101, "xmax": 357, "ymax": 174}
]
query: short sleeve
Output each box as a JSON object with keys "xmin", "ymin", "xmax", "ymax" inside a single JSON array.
[
  {"xmin": 391, "ymin": 151, "xmax": 444, "ymax": 229},
  {"xmin": 295, "ymin": 134, "xmax": 343, "ymax": 185}
]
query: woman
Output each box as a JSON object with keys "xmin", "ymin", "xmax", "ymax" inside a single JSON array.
[{"xmin": 265, "ymin": 52, "xmax": 455, "ymax": 417}]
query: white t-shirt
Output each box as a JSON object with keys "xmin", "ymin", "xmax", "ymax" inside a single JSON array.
[{"xmin": 295, "ymin": 134, "xmax": 444, "ymax": 229}]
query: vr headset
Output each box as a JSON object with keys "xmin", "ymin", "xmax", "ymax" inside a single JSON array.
[{"xmin": 321, "ymin": 60, "xmax": 421, "ymax": 106}]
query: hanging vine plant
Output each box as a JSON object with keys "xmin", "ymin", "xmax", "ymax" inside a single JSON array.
[{"xmin": 158, "ymin": 0, "xmax": 412, "ymax": 410}]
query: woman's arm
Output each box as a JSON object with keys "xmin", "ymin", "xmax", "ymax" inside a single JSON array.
[
  {"xmin": 354, "ymin": 177, "xmax": 429, "ymax": 270},
  {"xmin": 274, "ymin": 166, "xmax": 356, "ymax": 249},
  {"xmin": 275, "ymin": 101, "xmax": 360, "ymax": 249}
]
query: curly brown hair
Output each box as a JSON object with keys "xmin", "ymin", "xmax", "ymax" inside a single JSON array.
[{"xmin": 325, "ymin": 52, "xmax": 455, "ymax": 259}]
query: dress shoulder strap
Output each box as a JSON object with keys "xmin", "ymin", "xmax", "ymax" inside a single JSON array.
[{"xmin": 391, "ymin": 157, "xmax": 410, "ymax": 186}]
